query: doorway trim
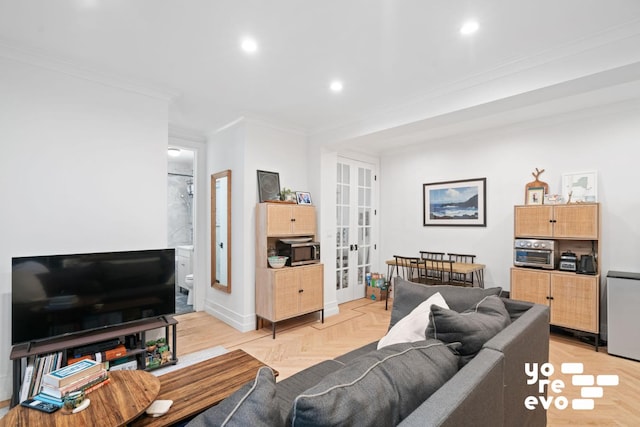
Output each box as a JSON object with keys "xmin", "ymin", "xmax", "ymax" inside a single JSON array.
[{"xmin": 169, "ymin": 126, "xmax": 207, "ymax": 312}]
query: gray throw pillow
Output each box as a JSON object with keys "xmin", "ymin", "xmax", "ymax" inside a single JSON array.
[
  {"xmin": 186, "ymin": 366, "xmax": 283, "ymax": 427},
  {"xmin": 389, "ymin": 277, "xmax": 502, "ymax": 330},
  {"xmin": 426, "ymin": 295, "xmax": 511, "ymax": 363},
  {"xmin": 289, "ymin": 340, "xmax": 459, "ymax": 427}
]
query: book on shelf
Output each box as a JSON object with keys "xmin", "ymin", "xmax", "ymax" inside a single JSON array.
[
  {"xmin": 39, "ymin": 369, "xmax": 108, "ymax": 398},
  {"xmin": 26, "ymin": 352, "xmax": 63, "ymax": 401},
  {"xmin": 108, "ymin": 359, "xmax": 138, "ymax": 371},
  {"xmin": 67, "ymin": 344, "xmax": 128, "ymax": 365},
  {"xmin": 19, "ymin": 358, "xmax": 35, "ymax": 403},
  {"xmin": 42, "ymin": 359, "xmax": 102, "ymax": 388}
]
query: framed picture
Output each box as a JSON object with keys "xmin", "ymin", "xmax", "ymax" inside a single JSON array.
[
  {"xmin": 295, "ymin": 191, "xmax": 312, "ymax": 205},
  {"xmin": 257, "ymin": 170, "xmax": 281, "ymax": 202},
  {"xmin": 562, "ymin": 171, "xmax": 597, "ymax": 203},
  {"xmin": 423, "ymin": 178, "xmax": 486, "ymax": 226},
  {"xmin": 526, "ymin": 187, "xmax": 545, "ymax": 205}
]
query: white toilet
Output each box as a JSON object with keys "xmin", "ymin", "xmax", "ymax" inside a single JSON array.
[{"xmin": 184, "ymin": 274, "xmax": 194, "ymax": 305}]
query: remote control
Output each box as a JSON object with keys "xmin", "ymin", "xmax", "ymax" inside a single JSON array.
[{"xmin": 20, "ymin": 398, "xmax": 60, "ymax": 413}]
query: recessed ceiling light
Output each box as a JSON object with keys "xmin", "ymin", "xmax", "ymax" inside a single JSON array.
[
  {"xmin": 460, "ymin": 21, "xmax": 479, "ymax": 35},
  {"xmin": 241, "ymin": 37, "xmax": 258, "ymax": 54},
  {"xmin": 330, "ymin": 81, "xmax": 343, "ymax": 93},
  {"xmin": 168, "ymin": 147, "xmax": 181, "ymax": 157}
]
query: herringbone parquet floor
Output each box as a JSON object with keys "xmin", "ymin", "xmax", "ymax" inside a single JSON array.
[{"xmin": 174, "ymin": 298, "xmax": 640, "ymax": 426}]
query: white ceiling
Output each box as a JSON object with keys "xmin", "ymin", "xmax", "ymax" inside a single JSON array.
[{"xmin": 2, "ymin": 0, "xmax": 640, "ymax": 149}]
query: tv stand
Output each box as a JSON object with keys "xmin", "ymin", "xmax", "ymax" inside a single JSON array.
[{"xmin": 9, "ymin": 316, "xmax": 178, "ymax": 407}]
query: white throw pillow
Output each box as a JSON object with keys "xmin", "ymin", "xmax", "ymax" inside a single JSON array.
[{"xmin": 377, "ymin": 292, "xmax": 449, "ymax": 349}]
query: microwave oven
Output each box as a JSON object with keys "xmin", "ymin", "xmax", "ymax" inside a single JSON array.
[
  {"xmin": 513, "ymin": 239, "xmax": 557, "ymax": 270},
  {"xmin": 276, "ymin": 241, "xmax": 321, "ymax": 266}
]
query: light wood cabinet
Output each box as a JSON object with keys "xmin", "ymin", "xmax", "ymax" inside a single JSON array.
[
  {"xmin": 511, "ymin": 269, "xmax": 599, "ymax": 333},
  {"xmin": 264, "ymin": 203, "xmax": 317, "ymax": 237},
  {"xmin": 511, "ymin": 202, "xmax": 600, "ymax": 350},
  {"xmin": 258, "ymin": 264, "xmax": 324, "ymax": 323},
  {"xmin": 256, "ymin": 203, "xmax": 324, "ymax": 338},
  {"xmin": 514, "ymin": 204, "xmax": 599, "ymax": 239}
]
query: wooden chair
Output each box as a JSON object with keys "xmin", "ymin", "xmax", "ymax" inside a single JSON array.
[{"xmin": 447, "ymin": 253, "xmax": 476, "ymax": 287}]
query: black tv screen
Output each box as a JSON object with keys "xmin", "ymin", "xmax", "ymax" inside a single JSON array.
[{"xmin": 11, "ymin": 249, "xmax": 175, "ymax": 345}]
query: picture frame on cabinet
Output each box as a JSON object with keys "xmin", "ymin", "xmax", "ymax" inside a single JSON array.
[
  {"xmin": 295, "ymin": 191, "xmax": 312, "ymax": 205},
  {"xmin": 257, "ymin": 170, "xmax": 281, "ymax": 202},
  {"xmin": 423, "ymin": 177, "xmax": 486, "ymax": 226},
  {"xmin": 561, "ymin": 171, "xmax": 597, "ymax": 203},
  {"xmin": 526, "ymin": 187, "xmax": 545, "ymax": 205}
]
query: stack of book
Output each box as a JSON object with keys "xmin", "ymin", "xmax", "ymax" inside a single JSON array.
[{"xmin": 33, "ymin": 359, "xmax": 109, "ymax": 407}]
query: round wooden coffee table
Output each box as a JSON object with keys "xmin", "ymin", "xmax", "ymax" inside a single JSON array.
[{"xmin": 2, "ymin": 370, "xmax": 160, "ymax": 427}]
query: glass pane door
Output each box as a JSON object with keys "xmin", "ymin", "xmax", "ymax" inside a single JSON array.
[{"xmin": 336, "ymin": 158, "xmax": 377, "ymax": 303}]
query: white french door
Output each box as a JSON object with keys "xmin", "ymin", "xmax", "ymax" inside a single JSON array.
[{"xmin": 336, "ymin": 158, "xmax": 377, "ymax": 303}]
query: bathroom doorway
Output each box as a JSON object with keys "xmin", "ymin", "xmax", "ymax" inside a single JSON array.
[{"xmin": 168, "ymin": 147, "xmax": 195, "ymax": 315}]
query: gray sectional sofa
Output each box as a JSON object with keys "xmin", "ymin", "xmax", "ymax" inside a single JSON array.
[{"xmin": 188, "ymin": 279, "xmax": 550, "ymax": 427}]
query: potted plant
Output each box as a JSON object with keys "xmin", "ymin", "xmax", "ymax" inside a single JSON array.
[
  {"xmin": 145, "ymin": 340, "xmax": 157, "ymax": 353},
  {"xmin": 280, "ymin": 187, "xmax": 295, "ymax": 202}
]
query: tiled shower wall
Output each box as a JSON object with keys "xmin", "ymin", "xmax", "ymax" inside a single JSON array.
[{"xmin": 167, "ymin": 163, "xmax": 193, "ymax": 248}]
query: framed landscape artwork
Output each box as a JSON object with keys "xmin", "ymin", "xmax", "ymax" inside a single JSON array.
[{"xmin": 423, "ymin": 178, "xmax": 486, "ymax": 226}]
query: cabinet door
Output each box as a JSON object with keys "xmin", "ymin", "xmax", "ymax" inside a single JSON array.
[
  {"xmin": 273, "ymin": 269, "xmax": 300, "ymax": 320},
  {"xmin": 298, "ymin": 264, "xmax": 324, "ymax": 313},
  {"xmin": 291, "ymin": 206, "xmax": 317, "ymax": 235},
  {"xmin": 553, "ymin": 204, "xmax": 598, "ymax": 239},
  {"xmin": 514, "ymin": 206, "xmax": 554, "ymax": 237},
  {"xmin": 550, "ymin": 273, "xmax": 599, "ymax": 333},
  {"xmin": 266, "ymin": 204, "xmax": 295, "ymax": 236},
  {"xmin": 511, "ymin": 268, "xmax": 550, "ymax": 305}
]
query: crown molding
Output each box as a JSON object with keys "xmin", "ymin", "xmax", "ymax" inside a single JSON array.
[
  {"xmin": 168, "ymin": 124, "xmax": 207, "ymax": 143},
  {"xmin": 0, "ymin": 38, "xmax": 180, "ymax": 102},
  {"xmin": 311, "ymin": 18, "xmax": 640, "ymax": 143}
]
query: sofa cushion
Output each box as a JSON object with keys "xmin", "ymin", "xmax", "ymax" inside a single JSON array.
[
  {"xmin": 426, "ymin": 295, "xmax": 511, "ymax": 364},
  {"xmin": 389, "ymin": 278, "xmax": 502, "ymax": 330},
  {"xmin": 377, "ymin": 292, "xmax": 449, "ymax": 349},
  {"xmin": 186, "ymin": 366, "xmax": 283, "ymax": 427},
  {"xmin": 289, "ymin": 340, "xmax": 459, "ymax": 427}
]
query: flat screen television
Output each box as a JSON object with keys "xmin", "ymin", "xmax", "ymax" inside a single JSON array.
[{"xmin": 11, "ymin": 248, "xmax": 175, "ymax": 346}]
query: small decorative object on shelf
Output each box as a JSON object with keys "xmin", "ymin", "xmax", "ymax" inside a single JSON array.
[
  {"xmin": 524, "ymin": 168, "xmax": 549, "ymax": 204},
  {"xmin": 145, "ymin": 338, "xmax": 172, "ymax": 369},
  {"xmin": 544, "ymin": 194, "xmax": 563, "ymax": 204},
  {"xmin": 279, "ymin": 187, "xmax": 295, "ymax": 202},
  {"xmin": 295, "ymin": 191, "xmax": 312, "ymax": 205},
  {"xmin": 62, "ymin": 390, "xmax": 86, "ymax": 413}
]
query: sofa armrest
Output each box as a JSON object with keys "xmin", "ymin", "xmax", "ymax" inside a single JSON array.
[
  {"xmin": 483, "ymin": 303, "xmax": 550, "ymax": 427},
  {"xmin": 398, "ymin": 348, "xmax": 505, "ymax": 427}
]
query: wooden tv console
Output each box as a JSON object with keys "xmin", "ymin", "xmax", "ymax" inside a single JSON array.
[{"xmin": 9, "ymin": 316, "xmax": 178, "ymax": 407}]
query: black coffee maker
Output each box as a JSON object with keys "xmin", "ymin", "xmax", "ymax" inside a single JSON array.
[{"xmin": 577, "ymin": 254, "xmax": 596, "ymax": 274}]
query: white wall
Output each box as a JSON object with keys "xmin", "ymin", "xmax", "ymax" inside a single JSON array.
[
  {"xmin": 0, "ymin": 57, "xmax": 170, "ymax": 401},
  {"xmin": 379, "ymin": 100, "xmax": 640, "ymax": 337},
  {"xmin": 206, "ymin": 119, "xmax": 309, "ymax": 332}
]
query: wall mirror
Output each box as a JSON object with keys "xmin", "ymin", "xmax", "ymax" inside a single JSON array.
[{"xmin": 211, "ymin": 169, "xmax": 231, "ymax": 293}]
